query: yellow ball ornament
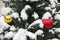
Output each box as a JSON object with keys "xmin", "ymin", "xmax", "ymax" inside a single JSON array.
[{"xmin": 4, "ymin": 14, "xmax": 12, "ymax": 24}]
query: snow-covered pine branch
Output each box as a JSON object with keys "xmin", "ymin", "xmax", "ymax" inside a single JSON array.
[
  {"xmin": 28, "ymin": 19, "xmax": 44, "ymax": 29},
  {"xmin": 32, "ymin": 12, "xmax": 39, "ymax": 19},
  {"xmin": 49, "ymin": 0, "xmax": 58, "ymax": 8},
  {"xmin": 13, "ymin": 28, "xmax": 37, "ymax": 40},
  {"xmin": 20, "ymin": 5, "xmax": 31, "ymax": 20}
]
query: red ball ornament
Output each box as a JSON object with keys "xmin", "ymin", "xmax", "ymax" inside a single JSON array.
[{"xmin": 42, "ymin": 18, "xmax": 53, "ymax": 29}]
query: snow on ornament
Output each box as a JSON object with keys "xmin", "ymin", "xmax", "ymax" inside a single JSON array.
[
  {"xmin": 42, "ymin": 18, "xmax": 53, "ymax": 29},
  {"xmin": 42, "ymin": 12, "xmax": 52, "ymax": 19}
]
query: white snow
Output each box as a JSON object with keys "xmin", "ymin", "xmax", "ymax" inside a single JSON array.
[
  {"xmin": 0, "ymin": 0, "xmax": 5, "ymax": 11},
  {"xmin": 42, "ymin": 34, "xmax": 44, "ymax": 37},
  {"xmin": 45, "ymin": 7, "xmax": 51, "ymax": 10},
  {"xmin": 4, "ymin": 31, "xmax": 9, "ymax": 35},
  {"xmin": 13, "ymin": 28, "xmax": 27, "ymax": 40},
  {"xmin": 1, "ymin": 7, "xmax": 12, "ymax": 16},
  {"xmin": 54, "ymin": 14, "xmax": 60, "ymax": 20},
  {"xmin": 49, "ymin": 0, "xmax": 58, "ymax": 5},
  {"xmin": 11, "ymin": 12, "xmax": 19, "ymax": 19},
  {"xmin": 54, "ymin": 28, "xmax": 60, "ymax": 33},
  {"xmin": 57, "ymin": 34, "xmax": 60, "ymax": 38},
  {"xmin": 18, "ymin": 18, "xmax": 21, "ymax": 21},
  {"xmin": 0, "ymin": 28, "xmax": 4, "ymax": 34},
  {"xmin": 32, "ymin": 12, "xmax": 39, "ymax": 19},
  {"xmin": 4, "ymin": 31, "xmax": 15, "ymax": 39},
  {"xmin": 35, "ymin": 30, "xmax": 43, "ymax": 35},
  {"xmin": 51, "ymin": 8, "xmax": 56, "ymax": 14},
  {"xmin": 0, "ymin": 1, "xmax": 60, "ymax": 40},
  {"xmin": 48, "ymin": 39, "xmax": 52, "ymax": 40},
  {"xmin": 24, "ymin": 5, "xmax": 31, "ymax": 10},
  {"xmin": 0, "ymin": 16, "xmax": 10, "ymax": 30},
  {"xmin": 49, "ymin": 29, "xmax": 55, "ymax": 34},
  {"xmin": 25, "ymin": 23, "xmax": 29, "ymax": 29},
  {"xmin": 37, "ymin": 3, "xmax": 45, "ymax": 7},
  {"xmin": 30, "ymin": 0, "xmax": 38, "ymax": 1},
  {"xmin": 10, "ymin": 25, "xmax": 17, "ymax": 31},
  {"xmin": 13, "ymin": 28, "xmax": 37, "ymax": 40},
  {"xmin": 0, "ymin": 34, "xmax": 4, "ymax": 40},
  {"xmin": 28, "ymin": 19, "xmax": 44, "ymax": 29},
  {"xmin": 20, "ymin": 5, "xmax": 31, "ymax": 20},
  {"xmin": 26, "ymin": 31, "xmax": 37, "ymax": 40},
  {"xmin": 52, "ymin": 38, "xmax": 59, "ymax": 40},
  {"xmin": 49, "ymin": 0, "xmax": 58, "ymax": 8},
  {"xmin": 42, "ymin": 12, "xmax": 52, "ymax": 19},
  {"xmin": 58, "ymin": 11, "xmax": 60, "ymax": 13},
  {"xmin": 3, "ymin": 0, "xmax": 9, "ymax": 1}
]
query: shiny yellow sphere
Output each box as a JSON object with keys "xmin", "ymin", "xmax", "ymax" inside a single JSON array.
[{"xmin": 4, "ymin": 14, "xmax": 12, "ymax": 24}]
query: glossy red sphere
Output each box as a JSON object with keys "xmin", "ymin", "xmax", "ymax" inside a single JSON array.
[{"xmin": 42, "ymin": 18, "xmax": 53, "ymax": 29}]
